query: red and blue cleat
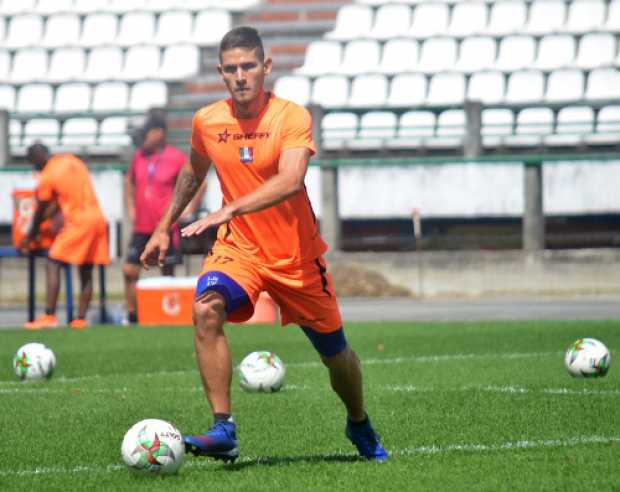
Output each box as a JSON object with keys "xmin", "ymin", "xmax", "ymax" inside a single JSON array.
[{"xmin": 184, "ymin": 419, "xmax": 239, "ymax": 463}]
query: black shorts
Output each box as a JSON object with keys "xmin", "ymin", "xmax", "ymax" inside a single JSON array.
[{"xmin": 125, "ymin": 232, "xmax": 182, "ymax": 266}]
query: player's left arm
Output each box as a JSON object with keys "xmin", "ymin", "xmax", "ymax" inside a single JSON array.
[
  {"xmin": 19, "ymin": 198, "xmax": 52, "ymax": 252},
  {"xmin": 181, "ymin": 147, "xmax": 310, "ymax": 237}
]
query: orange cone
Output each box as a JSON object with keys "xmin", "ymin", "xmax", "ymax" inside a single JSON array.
[{"xmin": 246, "ymin": 292, "xmax": 279, "ymax": 324}]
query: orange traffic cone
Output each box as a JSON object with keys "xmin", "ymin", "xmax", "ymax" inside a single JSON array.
[{"xmin": 246, "ymin": 292, "xmax": 279, "ymax": 324}]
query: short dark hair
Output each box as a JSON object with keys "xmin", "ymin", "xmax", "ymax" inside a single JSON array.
[
  {"xmin": 142, "ymin": 114, "xmax": 167, "ymax": 133},
  {"xmin": 26, "ymin": 142, "xmax": 49, "ymax": 159},
  {"xmin": 219, "ymin": 26, "xmax": 264, "ymax": 62}
]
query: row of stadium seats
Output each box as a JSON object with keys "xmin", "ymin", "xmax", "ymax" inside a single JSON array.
[
  {"xmin": 297, "ymin": 34, "xmax": 620, "ymax": 76},
  {"xmin": 320, "ymin": 106, "xmax": 620, "ymax": 151},
  {"xmin": 0, "ymin": 45, "xmax": 199, "ymax": 84},
  {"xmin": 0, "ymin": 0, "xmax": 258, "ymax": 15},
  {"xmin": 0, "ymin": 81, "xmax": 167, "ymax": 113},
  {"xmin": 275, "ymin": 68, "xmax": 620, "ymax": 108},
  {"xmin": 0, "ymin": 10, "xmax": 231, "ymax": 49},
  {"xmin": 330, "ymin": 1, "xmax": 620, "ymax": 40}
]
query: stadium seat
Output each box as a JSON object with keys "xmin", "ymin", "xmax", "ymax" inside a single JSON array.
[
  {"xmin": 0, "ymin": 50, "xmax": 8, "ymax": 81},
  {"xmin": 585, "ymin": 69, "xmax": 620, "ymax": 101},
  {"xmin": 144, "ymin": 0, "xmax": 182, "ymax": 12},
  {"xmin": 36, "ymin": 0, "xmax": 76, "ymax": 15},
  {"xmin": 121, "ymin": 45, "xmax": 161, "ymax": 81},
  {"xmin": 1, "ymin": 0, "xmax": 37, "ymax": 16},
  {"xmin": 273, "ymin": 75, "xmax": 311, "ymax": 107},
  {"xmin": 54, "ymin": 82, "xmax": 91, "ymax": 113},
  {"xmin": 80, "ymin": 14, "xmax": 118, "ymax": 47},
  {"xmin": 154, "ymin": 11, "xmax": 193, "ymax": 45},
  {"xmin": 47, "ymin": 48, "xmax": 86, "ymax": 82},
  {"xmin": 61, "ymin": 117, "xmax": 98, "ymax": 146},
  {"xmin": 23, "ymin": 118, "xmax": 60, "ymax": 146},
  {"xmin": 427, "ymin": 109, "xmax": 465, "ymax": 149},
  {"xmin": 495, "ymin": 35, "xmax": 536, "ymax": 72},
  {"xmin": 321, "ymin": 111, "xmax": 358, "ymax": 150},
  {"xmin": 416, "ymin": 38, "xmax": 458, "ymax": 74},
  {"xmin": 575, "ymin": 33, "xmax": 616, "ymax": 69},
  {"xmin": 4, "ymin": 14, "xmax": 44, "ymax": 49},
  {"xmin": 117, "ymin": 12, "xmax": 156, "ymax": 47},
  {"xmin": 73, "ymin": 0, "xmax": 109, "ymax": 14},
  {"xmin": 295, "ymin": 40, "xmax": 342, "ymax": 76},
  {"xmin": 485, "ymin": 0, "xmax": 527, "ymax": 36},
  {"xmin": 0, "ymin": 17, "xmax": 6, "ymax": 46},
  {"xmin": 545, "ymin": 69, "xmax": 585, "ymax": 102},
  {"xmin": 562, "ymin": 0, "xmax": 605, "ymax": 33},
  {"xmin": 325, "ymin": 5, "xmax": 374, "ymax": 41},
  {"xmin": 348, "ymin": 74, "xmax": 388, "ymax": 107},
  {"xmin": 106, "ymin": 0, "xmax": 148, "ymax": 13},
  {"xmin": 10, "ymin": 49, "xmax": 48, "ymax": 84},
  {"xmin": 0, "ymin": 85, "xmax": 17, "ymax": 111},
  {"xmin": 544, "ymin": 106, "xmax": 594, "ymax": 146},
  {"xmin": 40, "ymin": 14, "xmax": 81, "ymax": 48},
  {"xmin": 368, "ymin": 4, "xmax": 412, "ymax": 40},
  {"xmin": 349, "ymin": 111, "xmax": 397, "ymax": 150},
  {"xmin": 377, "ymin": 38, "xmax": 419, "ymax": 75},
  {"xmin": 467, "ymin": 71, "xmax": 506, "ymax": 104},
  {"xmin": 91, "ymin": 82, "xmax": 129, "ymax": 112},
  {"xmin": 605, "ymin": 0, "xmax": 620, "ymax": 31},
  {"xmin": 426, "ymin": 73, "xmax": 465, "ymax": 106},
  {"xmin": 337, "ymin": 40, "xmax": 381, "ymax": 75},
  {"xmin": 129, "ymin": 80, "xmax": 168, "ymax": 111},
  {"xmin": 454, "ymin": 37, "xmax": 496, "ymax": 73},
  {"xmin": 447, "ymin": 2, "xmax": 488, "ymax": 37},
  {"xmin": 504, "ymin": 108, "xmax": 553, "ymax": 147},
  {"xmin": 481, "ymin": 109, "xmax": 514, "ymax": 148},
  {"xmin": 184, "ymin": 0, "xmax": 213, "ymax": 11},
  {"xmin": 386, "ymin": 110, "xmax": 435, "ymax": 149},
  {"xmin": 386, "ymin": 73, "xmax": 427, "ymax": 107},
  {"xmin": 311, "ymin": 75, "xmax": 349, "ymax": 108},
  {"xmin": 505, "ymin": 70, "xmax": 545, "ymax": 104},
  {"xmin": 191, "ymin": 10, "xmax": 232, "ymax": 46},
  {"xmin": 219, "ymin": 0, "xmax": 261, "ymax": 10},
  {"xmin": 159, "ymin": 44, "xmax": 200, "ymax": 81},
  {"xmin": 524, "ymin": 0, "xmax": 566, "ymax": 35},
  {"xmin": 98, "ymin": 116, "xmax": 131, "ymax": 146},
  {"xmin": 585, "ymin": 105, "xmax": 620, "ymax": 145},
  {"xmin": 533, "ymin": 35, "xmax": 576, "ymax": 71},
  {"xmin": 407, "ymin": 3, "xmax": 449, "ymax": 38},
  {"xmin": 10, "ymin": 119, "xmax": 22, "ymax": 147},
  {"xmin": 82, "ymin": 47, "xmax": 123, "ymax": 82}
]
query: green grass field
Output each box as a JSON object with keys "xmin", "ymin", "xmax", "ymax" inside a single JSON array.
[{"xmin": 0, "ymin": 320, "xmax": 618, "ymax": 491}]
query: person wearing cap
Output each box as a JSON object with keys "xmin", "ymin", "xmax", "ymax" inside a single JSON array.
[{"xmin": 123, "ymin": 115, "xmax": 204, "ymax": 324}]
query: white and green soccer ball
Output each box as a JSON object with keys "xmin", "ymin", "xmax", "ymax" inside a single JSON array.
[
  {"xmin": 564, "ymin": 338, "xmax": 611, "ymax": 378},
  {"xmin": 13, "ymin": 342, "xmax": 56, "ymax": 381},
  {"xmin": 239, "ymin": 351, "xmax": 286, "ymax": 393},
  {"xmin": 121, "ymin": 419, "xmax": 185, "ymax": 475}
]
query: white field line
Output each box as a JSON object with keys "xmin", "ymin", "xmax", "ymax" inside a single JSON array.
[
  {"xmin": 0, "ymin": 350, "xmax": 560, "ymax": 387},
  {"xmin": 0, "ymin": 434, "xmax": 618, "ymax": 478}
]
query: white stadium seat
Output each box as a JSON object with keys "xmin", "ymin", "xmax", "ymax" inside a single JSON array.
[
  {"xmin": 348, "ymin": 74, "xmax": 388, "ymax": 107},
  {"xmin": 61, "ymin": 117, "xmax": 98, "ymax": 146},
  {"xmin": 144, "ymin": 0, "xmax": 182, "ymax": 12},
  {"xmin": 311, "ymin": 75, "xmax": 349, "ymax": 108},
  {"xmin": 524, "ymin": 0, "xmax": 566, "ymax": 35},
  {"xmin": 605, "ymin": 0, "xmax": 620, "ymax": 31},
  {"xmin": 10, "ymin": 49, "xmax": 48, "ymax": 84},
  {"xmin": 36, "ymin": 0, "xmax": 76, "ymax": 15},
  {"xmin": 455, "ymin": 37, "xmax": 496, "ymax": 73},
  {"xmin": 129, "ymin": 80, "xmax": 168, "ymax": 111},
  {"xmin": 485, "ymin": 1, "xmax": 527, "ymax": 36},
  {"xmin": 121, "ymin": 45, "xmax": 161, "ymax": 81},
  {"xmin": 427, "ymin": 109, "xmax": 465, "ymax": 149},
  {"xmin": 563, "ymin": 0, "xmax": 606, "ymax": 33},
  {"xmin": 416, "ymin": 38, "xmax": 457, "ymax": 74},
  {"xmin": 0, "ymin": 85, "xmax": 17, "ymax": 111},
  {"xmin": 54, "ymin": 82, "xmax": 91, "ymax": 113},
  {"xmin": 586, "ymin": 106, "xmax": 620, "ymax": 145},
  {"xmin": 504, "ymin": 108, "xmax": 553, "ymax": 147},
  {"xmin": 159, "ymin": 44, "xmax": 200, "ymax": 81},
  {"xmin": 0, "ymin": 17, "xmax": 6, "ymax": 46},
  {"xmin": 378, "ymin": 39, "xmax": 419, "ymax": 75},
  {"xmin": 321, "ymin": 112, "xmax": 358, "ymax": 150},
  {"xmin": 73, "ymin": 0, "xmax": 109, "ymax": 15},
  {"xmin": 338, "ymin": 40, "xmax": 381, "ymax": 75},
  {"xmin": 40, "ymin": 14, "xmax": 81, "ymax": 48},
  {"xmin": 447, "ymin": 2, "xmax": 488, "ymax": 37},
  {"xmin": 575, "ymin": 34, "xmax": 616, "ymax": 70},
  {"xmin": 349, "ymin": 111, "xmax": 397, "ymax": 150},
  {"xmin": 0, "ymin": 51, "xmax": 9, "ymax": 81},
  {"xmin": 426, "ymin": 73, "xmax": 465, "ymax": 106},
  {"xmin": 533, "ymin": 35, "xmax": 576, "ymax": 71},
  {"xmin": 407, "ymin": 3, "xmax": 449, "ymax": 39},
  {"xmin": 273, "ymin": 75, "xmax": 311, "ymax": 107},
  {"xmin": 545, "ymin": 106, "xmax": 594, "ymax": 146},
  {"xmin": 117, "ymin": 12, "xmax": 156, "ymax": 47},
  {"xmin": 47, "ymin": 48, "xmax": 86, "ymax": 83},
  {"xmin": 325, "ymin": 5, "xmax": 373, "ymax": 41},
  {"xmin": 505, "ymin": 70, "xmax": 545, "ymax": 104},
  {"xmin": 295, "ymin": 40, "xmax": 342, "ymax": 76},
  {"xmin": 482, "ymin": 109, "xmax": 514, "ymax": 148},
  {"xmin": 387, "ymin": 110, "xmax": 436, "ymax": 149},
  {"xmin": 386, "ymin": 73, "xmax": 427, "ymax": 107},
  {"xmin": 154, "ymin": 11, "xmax": 194, "ymax": 45},
  {"xmin": 191, "ymin": 10, "xmax": 232, "ymax": 46},
  {"xmin": 23, "ymin": 118, "xmax": 60, "ymax": 146},
  {"xmin": 83, "ymin": 47, "xmax": 124, "ymax": 82},
  {"xmin": 467, "ymin": 71, "xmax": 506, "ymax": 104},
  {"xmin": 545, "ymin": 69, "xmax": 585, "ymax": 102},
  {"xmin": 80, "ymin": 14, "xmax": 118, "ymax": 47},
  {"xmin": 2, "ymin": 0, "xmax": 37, "ymax": 16},
  {"xmin": 585, "ymin": 69, "xmax": 620, "ymax": 100},
  {"xmin": 10, "ymin": 119, "xmax": 22, "ymax": 147},
  {"xmin": 99, "ymin": 116, "xmax": 131, "ymax": 146},
  {"xmin": 92, "ymin": 82, "xmax": 130, "ymax": 112},
  {"xmin": 106, "ymin": 0, "xmax": 148, "ymax": 13},
  {"xmin": 495, "ymin": 35, "xmax": 536, "ymax": 72},
  {"xmin": 4, "ymin": 15, "xmax": 44, "ymax": 49},
  {"xmin": 368, "ymin": 4, "xmax": 412, "ymax": 40}
]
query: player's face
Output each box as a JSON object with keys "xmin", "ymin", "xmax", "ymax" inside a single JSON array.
[{"xmin": 218, "ymin": 48, "xmax": 272, "ymax": 108}]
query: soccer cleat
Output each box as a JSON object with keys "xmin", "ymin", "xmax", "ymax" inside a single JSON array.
[
  {"xmin": 184, "ymin": 419, "xmax": 239, "ymax": 462},
  {"xmin": 23, "ymin": 314, "xmax": 58, "ymax": 330},
  {"xmin": 69, "ymin": 319, "xmax": 88, "ymax": 330},
  {"xmin": 345, "ymin": 415, "xmax": 389, "ymax": 462}
]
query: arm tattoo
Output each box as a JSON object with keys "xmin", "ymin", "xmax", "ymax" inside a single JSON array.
[{"xmin": 169, "ymin": 167, "xmax": 202, "ymax": 224}]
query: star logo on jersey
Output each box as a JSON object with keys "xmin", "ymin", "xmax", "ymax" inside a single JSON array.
[
  {"xmin": 239, "ymin": 146, "xmax": 254, "ymax": 164},
  {"xmin": 218, "ymin": 129, "xmax": 231, "ymax": 143}
]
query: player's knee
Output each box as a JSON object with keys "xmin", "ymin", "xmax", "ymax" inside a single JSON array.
[
  {"xmin": 122, "ymin": 263, "xmax": 140, "ymax": 281},
  {"xmin": 301, "ymin": 326, "xmax": 348, "ymax": 360},
  {"xmin": 193, "ymin": 292, "xmax": 226, "ymax": 332},
  {"xmin": 320, "ymin": 345, "xmax": 357, "ymax": 369}
]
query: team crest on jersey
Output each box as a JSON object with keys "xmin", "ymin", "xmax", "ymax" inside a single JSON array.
[{"xmin": 239, "ymin": 146, "xmax": 254, "ymax": 164}]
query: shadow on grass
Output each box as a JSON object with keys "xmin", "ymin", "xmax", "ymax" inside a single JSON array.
[{"xmin": 215, "ymin": 453, "xmax": 363, "ymax": 471}]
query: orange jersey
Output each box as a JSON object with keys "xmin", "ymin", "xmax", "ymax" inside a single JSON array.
[{"xmin": 191, "ymin": 93, "xmax": 327, "ymax": 268}]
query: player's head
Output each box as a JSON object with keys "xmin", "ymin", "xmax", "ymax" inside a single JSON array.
[
  {"xmin": 218, "ymin": 26, "xmax": 272, "ymax": 108},
  {"xmin": 25, "ymin": 142, "xmax": 50, "ymax": 170},
  {"xmin": 140, "ymin": 114, "xmax": 167, "ymax": 152}
]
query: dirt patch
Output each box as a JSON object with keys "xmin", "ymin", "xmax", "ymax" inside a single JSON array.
[{"xmin": 329, "ymin": 262, "xmax": 412, "ymax": 297}]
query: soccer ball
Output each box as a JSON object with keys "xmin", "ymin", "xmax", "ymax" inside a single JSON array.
[
  {"xmin": 239, "ymin": 351, "xmax": 286, "ymax": 393},
  {"xmin": 121, "ymin": 419, "xmax": 185, "ymax": 475},
  {"xmin": 13, "ymin": 342, "xmax": 56, "ymax": 381},
  {"xmin": 564, "ymin": 338, "xmax": 611, "ymax": 378}
]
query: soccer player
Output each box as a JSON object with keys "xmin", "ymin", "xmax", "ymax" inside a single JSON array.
[
  {"xmin": 20, "ymin": 143, "xmax": 109, "ymax": 330},
  {"xmin": 140, "ymin": 27, "xmax": 388, "ymax": 462}
]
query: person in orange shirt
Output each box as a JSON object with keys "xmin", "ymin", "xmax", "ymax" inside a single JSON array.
[
  {"xmin": 20, "ymin": 143, "xmax": 110, "ymax": 330},
  {"xmin": 140, "ymin": 27, "xmax": 388, "ymax": 462}
]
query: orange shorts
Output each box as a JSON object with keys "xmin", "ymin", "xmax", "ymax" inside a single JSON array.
[
  {"xmin": 197, "ymin": 245, "xmax": 342, "ymax": 333},
  {"xmin": 49, "ymin": 214, "xmax": 109, "ymax": 266}
]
